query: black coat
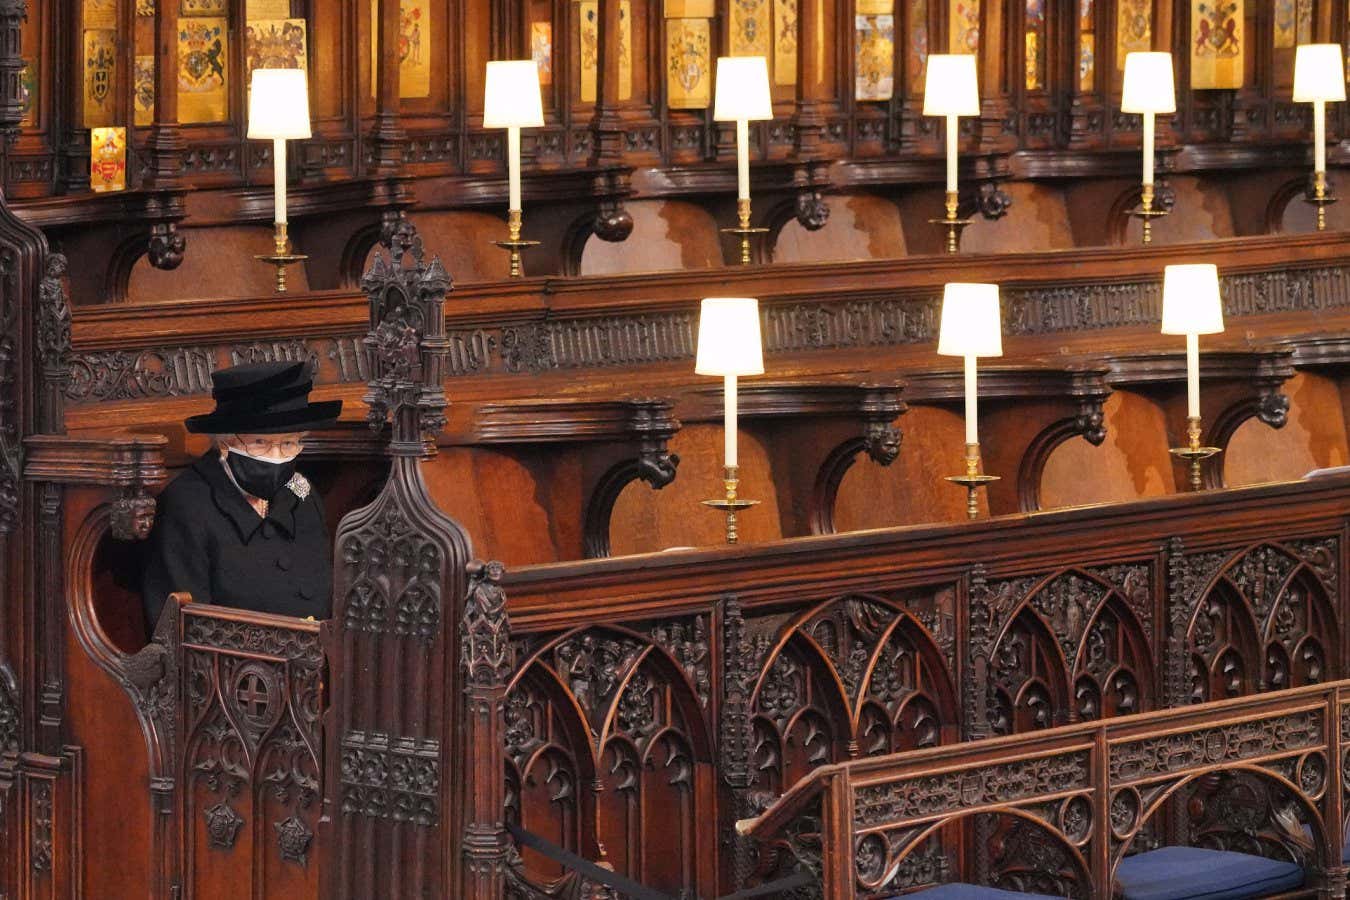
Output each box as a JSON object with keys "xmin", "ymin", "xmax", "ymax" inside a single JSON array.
[{"xmin": 141, "ymin": 451, "xmax": 334, "ymax": 633}]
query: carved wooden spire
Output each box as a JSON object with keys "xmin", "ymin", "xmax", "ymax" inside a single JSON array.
[{"xmin": 326, "ymin": 231, "xmax": 506, "ymax": 897}]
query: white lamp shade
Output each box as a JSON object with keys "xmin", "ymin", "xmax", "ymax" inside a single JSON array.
[
  {"xmin": 923, "ymin": 55, "xmax": 981, "ymax": 116},
  {"xmin": 713, "ymin": 57, "xmax": 773, "ymax": 121},
  {"xmin": 695, "ymin": 298, "xmax": 765, "ymax": 376},
  {"xmin": 1294, "ymin": 44, "xmax": 1347, "ymax": 103},
  {"xmin": 938, "ymin": 283, "xmax": 1003, "ymax": 357},
  {"xmin": 247, "ymin": 69, "xmax": 312, "ymax": 140},
  {"xmin": 483, "ymin": 60, "xmax": 545, "ymax": 128},
  {"xmin": 1161, "ymin": 264, "xmax": 1225, "ymax": 335},
  {"xmin": 1121, "ymin": 52, "xmax": 1176, "ymax": 114}
]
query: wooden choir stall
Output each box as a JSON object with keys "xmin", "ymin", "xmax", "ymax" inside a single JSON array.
[{"xmin": 8, "ymin": 0, "xmax": 1350, "ymax": 898}]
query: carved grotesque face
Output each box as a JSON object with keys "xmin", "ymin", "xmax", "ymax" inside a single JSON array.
[
  {"xmin": 112, "ymin": 494, "xmax": 157, "ymax": 542},
  {"xmin": 131, "ymin": 498, "xmax": 156, "ymax": 540}
]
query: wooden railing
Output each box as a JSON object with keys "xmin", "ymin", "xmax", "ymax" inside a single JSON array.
[{"xmin": 738, "ymin": 680, "xmax": 1350, "ymax": 898}]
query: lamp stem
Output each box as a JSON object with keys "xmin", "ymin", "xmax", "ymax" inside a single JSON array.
[
  {"xmin": 724, "ymin": 374, "xmax": 738, "ymax": 468},
  {"xmin": 1315, "ymin": 99, "xmax": 1328, "ymax": 177},
  {"xmin": 508, "ymin": 125, "xmax": 522, "ymax": 212},
  {"xmin": 945, "ymin": 114, "xmax": 958, "ymax": 193},
  {"xmin": 273, "ymin": 137, "xmax": 287, "ymax": 226},
  {"xmin": 1142, "ymin": 111, "xmax": 1155, "ymax": 187},
  {"xmin": 963, "ymin": 355, "xmax": 978, "ymax": 445},
  {"xmin": 1185, "ymin": 333, "xmax": 1200, "ymax": 418},
  {"xmin": 736, "ymin": 119, "xmax": 750, "ymax": 201}
]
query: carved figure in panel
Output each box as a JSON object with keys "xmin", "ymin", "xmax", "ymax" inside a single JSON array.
[
  {"xmin": 140, "ymin": 362, "xmax": 343, "ymax": 636},
  {"xmin": 505, "ymin": 623, "xmax": 714, "ymax": 898}
]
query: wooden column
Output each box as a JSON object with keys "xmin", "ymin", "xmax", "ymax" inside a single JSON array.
[
  {"xmin": 144, "ymin": 0, "xmax": 182, "ymax": 188},
  {"xmin": 459, "ymin": 561, "xmax": 513, "ymax": 898},
  {"xmin": 370, "ymin": 0, "xmax": 406, "ymax": 174},
  {"xmin": 793, "ymin": 0, "xmax": 826, "ymax": 159},
  {"xmin": 591, "ymin": 0, "xmax": 625, "ymax": 167}
]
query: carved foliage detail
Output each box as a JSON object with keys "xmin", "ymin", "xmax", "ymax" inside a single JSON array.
[
  {"xmin": 339, "ymin": 731, "xmax": 440, "ymax": 826},
  {"xmin": 0, "ymin": 664, "xmax": 17, "ymax": 752},
  {"xmin": 340, "ymin": 508, "xmax": 443, "ymax": 640}
]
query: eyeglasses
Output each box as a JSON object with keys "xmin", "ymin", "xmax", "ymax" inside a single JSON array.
[{"xmin": 233, "ymin": 435, "xmax": 306, "ymax": 457}]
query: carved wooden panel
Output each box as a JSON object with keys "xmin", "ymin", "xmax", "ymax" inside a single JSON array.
[
  {"xmin": 178, "ymin": 610, "xmax": 324, "ymax": 898},
  {"xmin": 972, "ymin": 565, "xmax": 1155, "ymax": 737},
  {"xmin": 1171, "ymin": 539, "xmax": 1341, "ymax": 705},
  {"xmin": 504, "ymin": 619, "xmax": 715, "ymax": 897}
]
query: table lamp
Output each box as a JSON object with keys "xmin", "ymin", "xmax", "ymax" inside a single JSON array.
[
  {"xmin": 1162, "ymin": 263, "xmax": 1225, "ymax": 490},
  {"xmin": 484, "ymin": 60, "xmax": 545, "ymax": 277},
  {"xmin": 923, "ymin": 55, "xmax": 980, "ymax": 253},
  {"xmin": 696, "ymin": 297, "xmax": 764, "ymax": 543},
  {"xmin": 248, "ymin": 68, "xmax": 311, "ymax": 293},
  {"xmin": 713, "ymin": 57, "xmax": 773, "ymax": 265},
  {"xmin": 1121, "ymin": 52, "xmax": 1176, "ymax": 244},
  {"xmin": 938, "ymin": 282, "xmax": 1002, "ymax": 518},
  {"xmin": 1294, "ymin": 43, "xmax": 1346, "ymax": 230}
]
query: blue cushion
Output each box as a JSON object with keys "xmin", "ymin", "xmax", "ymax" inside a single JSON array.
[
  {"xmin": 901, "ymin": 886, "xmax": 1058, "ymax": 900},
  {"xmin": 1117, "ymin": 847, "xmax": 1304, "ymax": 900}
]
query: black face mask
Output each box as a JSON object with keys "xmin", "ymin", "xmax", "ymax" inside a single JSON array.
[{"xmin": 226, "ymin": 449, "xmax": 297, "ymax": 502}]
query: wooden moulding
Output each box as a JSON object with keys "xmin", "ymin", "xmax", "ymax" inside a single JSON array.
[{"xmin": 466, "ymin": 398, "xmax": 681, "ymax": 560}]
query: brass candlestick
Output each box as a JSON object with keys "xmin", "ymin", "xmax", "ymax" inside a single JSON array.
[
  {"xmin": 701, "ymin": 465, "xmax": 759, "ymax": 544},
  {"xmin": 928, "ymin": 190, "xmax": 972, "ymax": 254},
  {"xmin": 1128, "ymin": 183, "xmax": 1170, "ymax": 245},
  {"xmin": 1169, "ymin": 415, "xmax": 1222, "ymax": 492},
  {"xmin": 720, "ymin": 198, "xmax": 770, "ymax": 266},
  {"xmin": 492, "ymin": 208, "xmax": 540, "ymax": 278},
  {"xmin": 944, "ymin": 443, "xmax": 999, "ymax": 520},
  {"xmin": 1310, "ymin": 170, "xmax": 1337, "ymax": 232},
  {"xmin": 255, "ymin": 222, "xmax": 308, "ymax": 294}
]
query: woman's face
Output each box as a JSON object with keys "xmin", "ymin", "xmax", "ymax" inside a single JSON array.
[{"xmin": 219, "ymin": 432, "xmax": 308, "ymax": 460}]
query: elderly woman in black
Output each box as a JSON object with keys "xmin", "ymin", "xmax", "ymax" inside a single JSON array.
[{"xmin": 141, "ymin": 361, "xmax": 342, "ymax": 634}]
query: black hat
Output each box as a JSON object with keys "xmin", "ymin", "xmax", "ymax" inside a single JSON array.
[{"xmin": 185, "ymin": 362, "xmax": 343, "ymax": 435}]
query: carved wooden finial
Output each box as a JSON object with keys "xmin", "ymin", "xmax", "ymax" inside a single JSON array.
[{"xmin": 359, "ymin": 220, "xmax": 453, "ymax": 450}]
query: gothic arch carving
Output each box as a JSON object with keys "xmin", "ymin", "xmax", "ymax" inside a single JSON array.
[
  {"xmin": 1264, "ymin": 175, "xmax": 1314, "ymax": 234},
  {"xmin": 1073, "ymin": 595, "xmax": 1154, "ymax": 721},
  {"xmin": 1180, "ymin": 541, "xmax": 1341, "ymax": 702},
  {"xmin": 748, "ymin": 595, "xmax": 957, "ymax": 788},
  {"xmin": 505, "ymin": 623, "xmax": 715, "ymax": 896}
]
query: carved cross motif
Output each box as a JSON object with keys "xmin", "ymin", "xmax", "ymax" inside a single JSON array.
[{"xmin": 235, "ymin": 672, "xmax": 271, "ymax": 725}]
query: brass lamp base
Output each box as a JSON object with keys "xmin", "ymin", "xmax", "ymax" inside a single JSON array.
[
  {"xmin": 255, "ymin": 223, "xmax": 308, "ymax": 294},
  {"xmin": 945, "ymin": 443, "xmax": 999, "ymax": 520},
  {"xmin": 1169, "ymin": 416, "xmax": 1221, "ymax": 492},
  {"xmin": 1309, "ymin": 171, "xmax": 1337, "ymax": 232},
  {"xmin": 701, "ymin": 465, "xmax": 759, "ymax": 544},
  {"xmin": 720, "ymin": 199, "xmax": 769, "ymax": 266},
  {"xmin": 492, "ymin": 209, "xmax": 540, "ymax": 278},
  {"xmin": 927, "ymin": 191, "xmax": 971, "ymax": 255},
  {"xmin": 1127, "ymin": 184, "xmax": 1170, "ymax": 245}
]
